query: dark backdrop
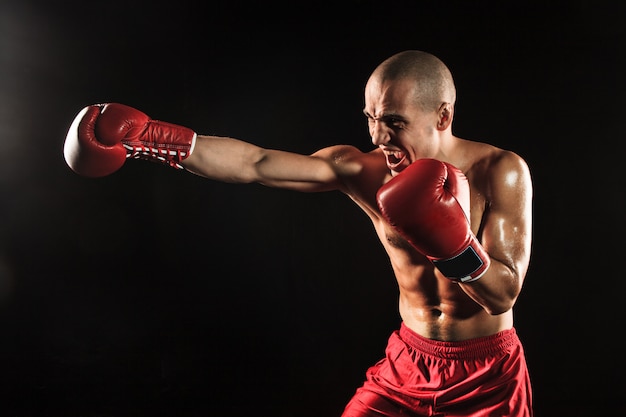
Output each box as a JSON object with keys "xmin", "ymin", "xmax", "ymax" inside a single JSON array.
[{"xmin": 1, "ymin": 1, "xmax": 624, "ymax": 416}]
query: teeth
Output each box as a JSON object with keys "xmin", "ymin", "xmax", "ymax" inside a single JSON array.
[
  {"xmin": 382, "ymin": 148, "xmax": 405, "ymax": 164},
  {"xmin": 386, "ymin": 151, "xmax": 403, "ymax": 161}
]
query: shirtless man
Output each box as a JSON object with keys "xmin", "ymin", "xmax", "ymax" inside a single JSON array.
[{"xmin": 64, "ymin": 50, "xmax": 533, "ymax": 416}]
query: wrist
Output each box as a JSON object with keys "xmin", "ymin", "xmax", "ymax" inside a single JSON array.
[{"xmin": 429, "ymin": 238, "xmax": 490, "ymax": 283}]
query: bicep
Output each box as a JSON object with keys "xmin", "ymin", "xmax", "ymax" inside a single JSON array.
[{"xmin": 481, "ymin": 154, "xmax": 533, "ymax": 282}]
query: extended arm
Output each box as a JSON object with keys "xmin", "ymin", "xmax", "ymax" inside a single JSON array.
[{"xmin": 63, "ymin": 103, "xmax": 358, "ymax": 193}]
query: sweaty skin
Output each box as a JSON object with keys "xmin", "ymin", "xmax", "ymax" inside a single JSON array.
[{"xmin": 182, "ymin": 71, "xmax": 532, "ymax": 343}]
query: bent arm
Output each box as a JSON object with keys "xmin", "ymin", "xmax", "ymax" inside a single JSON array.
[
  {"xmin": 460, "ymin": 152, "xmax": 533, "ymax": 315},
  {"xmin": 182, "ymin": 135, "xmax": 360, "ymax": 193}
]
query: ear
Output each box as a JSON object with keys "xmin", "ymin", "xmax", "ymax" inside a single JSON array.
[{"xmin": 436, "ymin": 103, "xmax": 453, "ymax": 130}]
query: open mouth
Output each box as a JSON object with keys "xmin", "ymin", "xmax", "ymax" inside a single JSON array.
[{"xmin": 383, "ymin": 149, "xmax": 407, "ymax": 171}]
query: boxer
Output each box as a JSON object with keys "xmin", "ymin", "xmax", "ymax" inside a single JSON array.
[{"xmin": 64, "ymin": 50, "xmax": 533, "ymax": 416}]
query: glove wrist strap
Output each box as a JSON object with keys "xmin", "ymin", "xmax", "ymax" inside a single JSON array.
[
  {"xmin": 430, "ymin": 239, "xmax": 490, "ymax": 283},
  {"xmin": 123, "ymin": 121, "xmax": 196, "ymax": 170}
]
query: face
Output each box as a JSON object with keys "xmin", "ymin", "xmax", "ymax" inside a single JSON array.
[{"xmin": 363, "ymin": 76, "xmax": 440, "ymax": 175}]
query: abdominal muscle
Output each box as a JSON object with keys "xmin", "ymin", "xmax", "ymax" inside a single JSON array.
[
  {"xmin": 397, "ymin": 280, "xmax": 513, "ymax": 342},
  {"xmin": 380, "ymin": 225, "xmax": 513, "ymax": 342}
]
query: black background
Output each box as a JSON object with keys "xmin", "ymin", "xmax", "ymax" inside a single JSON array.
[{"xmin": 1, "ymin": 1, "xmax": 625, "ymax": 416}]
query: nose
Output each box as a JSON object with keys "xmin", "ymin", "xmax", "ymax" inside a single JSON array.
[{"xmin": 370, "ymin": 120, "xmax": 390, "ymax": 146}]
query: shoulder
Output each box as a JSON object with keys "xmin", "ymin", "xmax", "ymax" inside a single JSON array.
[
  {"xmin": 487, "ymin": 148, "xmax": 531, "ymax": 191},
  {"xmin": 312, "ymin": 145, "xmax": 386, "ymax": 172},
  {"xmin": 466, "ymin": 143, "xmax": 532, "ymax": 206},
  {"xmin": 458, "ymin": 139, "xmax": 529, "ymax": 180},
  {"xmin": 312, "ymin": 145, "xmax": 388, "ymax": 197},
  {"xmin": 312, "ymin": 144, "xmax": 375, "ymax": 162}
]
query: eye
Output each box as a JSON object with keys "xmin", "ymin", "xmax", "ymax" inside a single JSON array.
[{"xmin": 387, "ymin": 117, "xmax": 405, "ymax": 129}]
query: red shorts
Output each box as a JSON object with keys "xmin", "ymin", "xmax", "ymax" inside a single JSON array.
[{"xmin": 342, "ymin": 323, "xmax": 532, "ymax": 417}]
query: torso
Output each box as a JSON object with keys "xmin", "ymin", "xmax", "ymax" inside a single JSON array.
[
  {"xmin": 338, "ymin": 140, "xmax": 513, "ymax": 342},
  {"xmin": 372, "ymin": 219, "xmax": 512, "ymax": 341}
]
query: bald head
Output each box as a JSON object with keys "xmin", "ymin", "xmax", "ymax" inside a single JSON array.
[{"xmin": 370, "ymin": 50, "xmax": 456, "ymax": 112}]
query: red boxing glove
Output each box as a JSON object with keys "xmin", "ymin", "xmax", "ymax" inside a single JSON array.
[
  {"xmin": 63, "ymin": 103, "xmax": 197, "ymax": 178},
  {"xmin": 376, "ymin": 158, "xmax": 490, "ymax": 283}
]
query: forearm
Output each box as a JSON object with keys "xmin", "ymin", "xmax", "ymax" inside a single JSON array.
[
  {"xmin": 458, "ymin": 258, "xmax": 522, "ymax": 315},
  {"xmin": 182, "ymin": 135, "xmax": 267, "ymax": 183}
]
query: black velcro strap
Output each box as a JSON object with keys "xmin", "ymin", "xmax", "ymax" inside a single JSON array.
[{"xmin": 432, "ymin": 246, "xmax": 484, "ymax": 281}]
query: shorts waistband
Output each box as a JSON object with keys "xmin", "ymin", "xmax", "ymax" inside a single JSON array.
[{"xmin": 398, "ymin": 322, "xmax": 520, "ymax": 360}]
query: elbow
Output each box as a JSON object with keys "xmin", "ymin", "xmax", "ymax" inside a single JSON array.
[
  {"xmin": 483, "ymin": 285, "xmax": 521, "ymax": 316},
  {"xmin": 481, "ymin": 261, "xmax": 525, "ymax": 315},
  {"xmin": 484, "ymin": 300, "xmax": 516, "ymax": 316}
]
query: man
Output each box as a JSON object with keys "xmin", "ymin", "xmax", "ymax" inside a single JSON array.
[{"xmin": 64, "ymin": 50, "xmax": 533, "ymax": 416}]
